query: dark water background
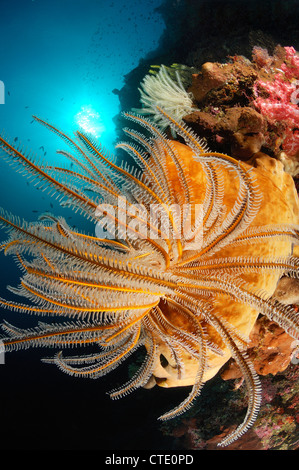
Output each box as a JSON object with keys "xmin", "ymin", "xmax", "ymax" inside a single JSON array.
[{"xmin": 0, "ymin": 0, "xmax": 298, "ymax": 452}]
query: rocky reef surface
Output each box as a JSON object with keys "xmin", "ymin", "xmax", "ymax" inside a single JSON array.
[
  {"xmin": 160, "ymin": 361, "xmax": 298, "ymax": 450},
  {"xmin": 183, "ymin": 45, "xmax": 299, "ymax": 176}
]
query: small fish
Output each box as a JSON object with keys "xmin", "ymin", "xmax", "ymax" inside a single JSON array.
[
  {"xmin": 14, "ymin": 137, "xmax": 18, "ymax": 142},
  {"xmin": 39, "ymin": 146, "xmax": 44, "ymax": 151},
  {"xmin": 50, "ymin": 203, "xmax": 53, "ymax": 208},
  {"xmin": 32, "ymin": 210, "xmax": 38, "ymax": 213}
]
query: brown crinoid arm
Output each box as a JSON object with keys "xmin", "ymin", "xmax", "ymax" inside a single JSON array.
[
  {"xmin": 108, "ymin": 329, "xmax": 158, "ymax": 399},
  {"xmin": 205, "ymin": 312, "xmax": 262, "ymax": 447},
  {"xmin": 155, "ymin": 301, "xmax": 208, "ymax": 421}
]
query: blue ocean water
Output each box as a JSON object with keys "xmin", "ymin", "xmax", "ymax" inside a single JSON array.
[
  {"xmin": 0, "ymin": 0, "xmax": 172, "ymax": 451},
  {"xmin": 0, "ymin": 0, "xmax": 164, "ymax": 217}
]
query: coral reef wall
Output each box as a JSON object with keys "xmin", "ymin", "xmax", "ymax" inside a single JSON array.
[
  {"xmin": 115, "ymin": 0, "xmax": 299, "ymax": 127},
  {"xmin": 113, "ymin": 0, "xmax": 299, "ymax": 450}
]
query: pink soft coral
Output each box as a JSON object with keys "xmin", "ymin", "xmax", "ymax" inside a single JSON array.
[
  {"xmin": 253, "ymin": 46, "xmax": 299, "ymax": 156},
  {"xmin": 281, "ymin": 46, "xmax": 299, "ymax": 79}
]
